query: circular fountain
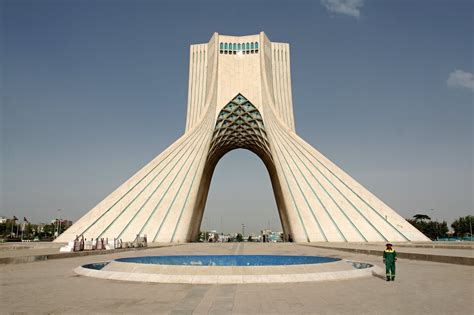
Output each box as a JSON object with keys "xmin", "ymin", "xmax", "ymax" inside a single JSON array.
[{"xmin": 76, "ymin": 255, "xmax": 378, "ymax": 284}]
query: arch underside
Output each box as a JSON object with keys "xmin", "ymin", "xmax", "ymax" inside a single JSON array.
[
  {"xmin": 55, "ymin": 94, "xmax": 430, "ymax": 243},
  {"xmin": 187, "ymin": 94, "xmax": 290, "ymax": 241}
]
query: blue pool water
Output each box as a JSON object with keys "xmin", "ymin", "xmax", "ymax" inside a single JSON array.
[
  {"xmin": 82, "ymin": 262, "xmax": 109, "ymax": 270},
  {"xmin": 112, "ymin": 255, "xmax": 341, "ymax": 266}
]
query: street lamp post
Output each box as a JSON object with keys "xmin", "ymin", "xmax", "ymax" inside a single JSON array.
[
  {"xmin": 469, "ymin": 216, "xmax": 472, "ymax": 241},
  {"xmin": 10, "ymin": 218, "xmax": 14, "ymax": 238},
  {"xmin": 57, "ymin": 209, "xmax": 62, "ymax": 236},
  {"xmin": 54, "ymin": 209, "xmax": 62, "ymax": 238},
  {"xmin": 204, "ymin": 216, "xmax": 207, "ymax": 242}
]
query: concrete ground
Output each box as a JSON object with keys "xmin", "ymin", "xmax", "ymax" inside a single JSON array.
[
  {"xmin": 0, "ymin": 243, "xmax": 473, "ymax": 314},
  {"xmin": 305, "ymin": 242, "xmax": 474, "ymax": 258},
  {"xmin": 0, "ymin": 242, "xmax": 64, "ymax": 258}
]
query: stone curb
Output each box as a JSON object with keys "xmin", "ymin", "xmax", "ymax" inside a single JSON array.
[
  {"xmin": 301, "ymin": 244, "xmax": 474, "ymax": 266},
  {"xmin": 0, "ymin": 246, "xmax": 168, "ymax": 265},
  {"xmin": 74, "ymin": 260, "xmax": 382, "ymax": 284}
]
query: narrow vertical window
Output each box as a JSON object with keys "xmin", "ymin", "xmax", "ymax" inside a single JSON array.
[
  {"xmin": 246, "ymin": 42, "xmax": 250, "ymax": 50},
  {"xmin": 238, "ymin": 43, "xmax": 241, "ymax": 51},
  {"xmin": 224, "ymin": 43, "xmax": 228, "ymax": 50},
  {"xmin": 251, "ymin": 42, "xmax": 254, "ymax": 50},
  {"xmin": 229, "ymin": 43, "xmax": 232, "ymax": 51},
  {"xmin": 255, "ymin": 42, "xmax": 259, "ymax": 49},
  {"xmin": 233, "ymin": 43, "xmax": 236, "ymax": 50},
  {"xmin": 220, "ymin": 43, "xmax": 223, "ymax": 50}
]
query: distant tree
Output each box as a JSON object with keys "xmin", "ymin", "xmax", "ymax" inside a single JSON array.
[
  {"xmin": 451, "ymin": 215, "xmax": 473, "ymax": 237},
  {"xmin": 0, "ymin": 220, "xmax": 21, "ymax": 238},
  {"xmin": 413, "ymin": 214, "xmax": 431, "ymax": 221},
  {"xmin": 41, "ymin": 224, "xmax": 55, "ymax": 239},
  {"xmin": 247, "ymin": 235, "xmax": 252, "ymax": 242},
  {"xmin": 407, "ymin": 218, "xmax": 448, "ymax": 240},
  {"xmin": 197, "ymin": 231, "xmax": 207, "ymax": 242},
  {"xmin": 23, "ymin": 224, "xmax": 34, "ymax": 239},
  {"xmin": 431, "ymin": 221, "xmax": 448, "ymax": 240},
  {"xmin": 236, "ymin": 233, "xmax": 243, "ymax": 242},
  {"xmin": 0, "ymin": 221, "xmax": 13, "ymax": 238}
]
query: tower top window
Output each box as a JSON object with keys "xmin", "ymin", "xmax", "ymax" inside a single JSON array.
[{"xmin": 219, "ymin": 41, "xmax": 260, "ymax": 55}]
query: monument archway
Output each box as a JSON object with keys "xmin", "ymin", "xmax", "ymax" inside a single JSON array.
[
  {"xmin": 56, "ymin": 32, "xmax": 430, "ymax": 243},
  {"xmin": 186, "ymin": 95, "xmax": 290, "ymax": 242}
]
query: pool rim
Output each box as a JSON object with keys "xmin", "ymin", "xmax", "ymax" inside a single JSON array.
[{"xmin": 75, "ymin": 257, "xmax": 378, "ymax": 284}]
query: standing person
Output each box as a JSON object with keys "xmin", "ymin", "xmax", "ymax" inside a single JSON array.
[{"xmin": 383, "ymin": 243, "xmax": 397, "ymax": 281}]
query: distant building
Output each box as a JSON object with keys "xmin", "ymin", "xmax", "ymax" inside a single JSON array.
[{"xmin": 261, "ymin": 229, "xmax": 283, "ymax": 242}]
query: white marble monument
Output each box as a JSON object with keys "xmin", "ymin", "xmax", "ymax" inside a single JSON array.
[{"xmin": 56, "ymin": 33, "xmax": 429, "ymax": 243}]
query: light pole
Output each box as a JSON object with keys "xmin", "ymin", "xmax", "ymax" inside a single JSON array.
[
  {"xmin": 10, "ymin": 218, "xmax": 15, "ymax": 238},
  {"xmin": 57, "ymin": 209, "xmax": 62, "ymax": 236},
  {"xmin": 469, "ymin": 216, "xmax": 472, "ymax": 241},
  {"xmin": 204, "ymin": 215, "xmax": 207, "ymax": 242}
]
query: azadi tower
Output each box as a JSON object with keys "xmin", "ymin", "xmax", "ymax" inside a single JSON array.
[{"xmin": 56, "ymin": 33, "xmax": 429, "ymax": 243}]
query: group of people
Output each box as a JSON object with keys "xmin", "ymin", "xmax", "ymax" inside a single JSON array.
[
  {"xmin": 73, "ymin": 235, "xmax": 110, "ymax": 251},
  {"xmin": 72, "ymin": 235, "xmax": 147, "ymax": 251}
]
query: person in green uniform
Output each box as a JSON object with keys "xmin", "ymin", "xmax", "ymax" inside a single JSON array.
[{"xmin": 383, "ymin": 243, "xmax": 397, "ymax": 281}]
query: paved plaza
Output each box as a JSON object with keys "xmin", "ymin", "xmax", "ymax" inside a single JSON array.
[{"xmin": 1, "ymin": 242, "xmax": 473, "ymax": 314}]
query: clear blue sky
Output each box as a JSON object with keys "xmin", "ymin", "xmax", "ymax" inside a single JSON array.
[{"xmin": 1, "ymin": 0, "xmax": 472, "ymax": 234}]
